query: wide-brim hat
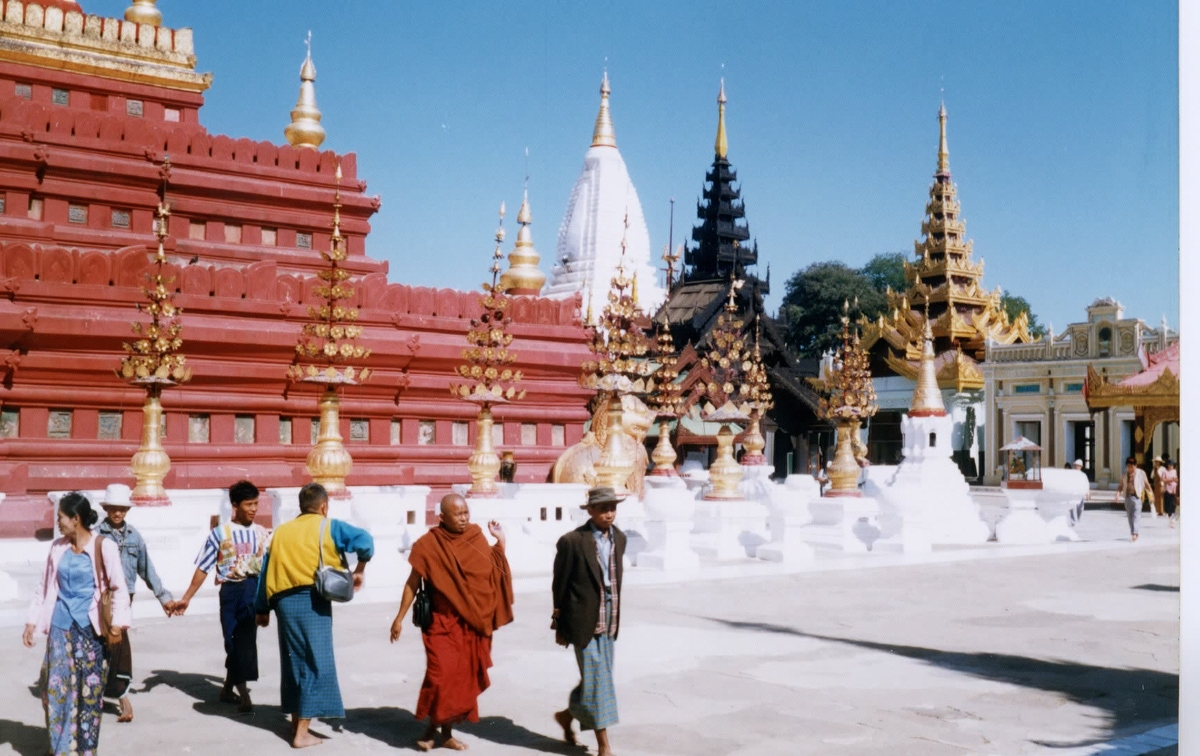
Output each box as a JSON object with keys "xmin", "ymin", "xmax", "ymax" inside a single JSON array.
[
  {"xmin": 581, "ymin": 486, "xmax": 627, "ymax": 509},
  {"xmin": 100, "ymin": 483, "xmax": 133, "ymax": 508},
  {"xmin": 1073, "ymin": 459, "xmax": 1084, "ymax": 467}
]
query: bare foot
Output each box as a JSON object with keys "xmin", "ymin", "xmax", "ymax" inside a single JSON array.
[
  {"xmin": 117, "ymin": 696, "xmax": 134, "ymax": 723},
  {"xmin": 292, "ymin": 732, "xmax": 323, "ymax": 749},
  {"xmin": 416, "ymin": 739, "xmax": 436, "ymax": 752},
  {"xmin": 441, "ymin": 737, "xmax": 468, "ymax": 750},
  {"xmin": 1132, "ymin": 534, "xmax": 1139, "ymax": 541},
  {"xmin": 554, "ymin": 710, "xmax": 576, "ymax": 745}
]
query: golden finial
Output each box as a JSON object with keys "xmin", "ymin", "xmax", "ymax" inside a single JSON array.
[
  {"xmin": 632, "ymin": 272, "xmax": 639, "ymax": 305},
  {"xmin": 499, "ymin": 171, "xmax": 547, "ymax": 295},
  {"xmin": 124, "ymin": 0, "xmax": 162, "ymax": 26},
  {"xmin": 284, "ymin": 32, "xmax": 326, "ymax": 150},
  {"xmin": 585, "ymin": 288, "xmax": 595, "ymax": 326},
  {"xmin": 936, "ymin": 101, "xmax": 949, "ymax": 175},
  {"xmin": 715, "ymin": 78, "xmax": 728, "ymax": 159},
  {"xmin": 330, "ymin": 161, "xmax": 344, "ymax": 248},
  {"xmin": 591, "ymin": 71, "xmax": 617, "ymax": 148}
]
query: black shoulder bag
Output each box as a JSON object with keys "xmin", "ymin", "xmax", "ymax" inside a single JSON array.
[{"xmin": 411, "ymin": 578, "xmax": 433, "ymax": 631}]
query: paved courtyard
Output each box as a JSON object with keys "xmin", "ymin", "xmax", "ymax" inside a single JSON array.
[{"xmin": 0, "ymin": 511, "xmax": 1179, "ymax": 756}]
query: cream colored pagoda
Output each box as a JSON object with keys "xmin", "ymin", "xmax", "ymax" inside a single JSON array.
[{"xmin": 544, "ymin": 73, "xmax": 664, "ymax": 310}]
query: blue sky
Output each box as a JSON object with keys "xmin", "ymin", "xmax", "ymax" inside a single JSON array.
[{"xmin": 90, "ymin": 1, "xmax": 1179, "ymax": 332}]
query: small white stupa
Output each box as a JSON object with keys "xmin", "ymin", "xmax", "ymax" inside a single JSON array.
[
  {"xmin": 544, "ymin": 73, "xmax": 664, "ymax": 311},
  {"xmin": 877, "ymin": 317, "xmax": 990, "ymax": 545}
]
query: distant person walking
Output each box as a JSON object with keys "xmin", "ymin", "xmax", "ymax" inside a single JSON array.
[
  {"xmin": 391, "ymin": 494, "xmax": 514, "ymax": 751},
  {"xmin": 1151, "ymin": 456, "xmax": 1165, "ymax": 517},
  {"xmin": 96, "ymin": 483, "xmax": 176, "ymax": 722},
  {"xmin": 1160, "ymin": 460, "xmax": 1179, "ymax": 528},
  {"xmin": 173, "ymin": 480, "xmax": 270, "ymax": 713},
  {"xmin": 1117, "ymin": 456, "xmax": 1151, "ymax": 542},
  {"xmin": 551, "ymin": 486, "xmax": 627, "ymax": 756},
  {"xmin": 23, "ymin": 492, "xmax": 131, "ymax": 756},
  {"xmin": 254, "ymin": 483, "xmax": 374, "ymax": 748}
]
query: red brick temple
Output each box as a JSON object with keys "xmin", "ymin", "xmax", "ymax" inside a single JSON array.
[{"xmin": 0, "ymin": 1, "xmax": 591, "ymax": 536}]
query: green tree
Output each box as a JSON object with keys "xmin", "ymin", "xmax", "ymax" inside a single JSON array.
[
  {"xmin": 860, "ymin": 252, "xmax": 908, "ymax": 293},
  {"xmin": 1000, "ymin": 291, "xmax": 1047, "ymax": 339},
  {"xmin": 781, "ymin": 262, "xmax": 886, "ymax": 357}
]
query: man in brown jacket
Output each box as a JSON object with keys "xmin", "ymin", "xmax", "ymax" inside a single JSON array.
[{"xmin": 551, "ymin": 486, "xmax": 627, "ymax": 756}]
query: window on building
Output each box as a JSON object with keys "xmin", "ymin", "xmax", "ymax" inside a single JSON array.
[
  {"xmin": 1098, "ymin": 326, "xmax": 1112, "ymax": 358},
  {"xmin": 51, "ymin": 88, "xmax": 69, "ymax": 106},
  {"xmin": 350, "ymin": 419, "xmax": 369, "ymax": 442},
  {"xmin": 68, "ymin": 204, "xmax": 88, "ymax": 224},
  {"xmin": 310, "ymin": 418, "xmax": 320, "ymax": 445},
  {"xmin": 521, "ymin": 423, "xmax": 537, "ymax": 445},
  {"xmin": 48, "ymin": 410, "xmax": 73, "ymax": 439},
  {"xmin": 111, "ymin": 209, "xmax": 131, "ymax": 229},
  {"xmin": 234, "ymin": 415, "xmax": 255, "ymax": 444},
  {"xmin": 224, "ymin": 224, "xmax": 242, "ymax": 244},
  {"xmin": 452, "ymin": 421, "xmax": 468, "ymax": 446},
  {"xmin": 0, "ymin": 196, "xmax": 5, "ymax": 215},
  {"xmin": 14, "ymin": 83, "xmax": 31, "ymax": 100},
  {"xmin": 390, "ymin": 419, "xmax": 401, "ymax": 445},
  {"xmin": 188, "ymin": 414, "xmax": 210, "ymax": 443},
  {"xmin": 296, "ymin": 232, "xmax": 313, "ymax": 249},
  {"xmin": 97, "ymin": 411, "xmax": 123, "ymax": 440},
  {"xmin": 126, "ymin": 99, "xmax": 144, "ymax": 117},
  {"xmin": 279, "ymin": 417, "xmax": 293, "ymax": 445},
  {"xmin": 418, "ymin": 420, "xmax": 435, "ymax": 445},
  {"xmin": 1013, "ymin": 384, "xmax": 1040, "ymax": 395},
  {"xmin": 28, "ymin": 197, "xmax": 43, "ymax": 220},
  {"xmin": 0, "ymin": 408, "xmax": 19, "ymax": 438},
  {"xmin": 188, "ymin": 220, "xmax": 206, "ymax": 240},
  {"xmin": 551, "ymin": 424, "xmax": 565, "ymax": 447},
  {"xmin": 164, "ymin": 107, "xmax": 180, "ymax": 122},
  {"xmin": 1063, "ymin": 383, "xmax": 1084, "ymax": 394},
  {"xmin": 261, "ymin": 227, "xmax": 277, "ymax": 246}
]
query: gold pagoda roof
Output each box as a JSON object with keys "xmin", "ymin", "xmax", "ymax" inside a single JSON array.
[{"xmin": 861, "ymin": 103, "xmax": 1030, "ymax": 389}]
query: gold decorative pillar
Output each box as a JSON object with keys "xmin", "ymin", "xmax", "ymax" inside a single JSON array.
[
  {"xmin": 740, "ymin": 408, "xmax": 767, "ymax": 466},
  {"xmin": 706, "ymin": 425, "xmax": 744, "ymax": 499},
  {"xmin": 129, "ymin": 382, "xmax": 171, "ymax": 506},
  {"xmin": 825, "ymin": 419, "xmax": 862, "ymax": 497},
  {"xmin": 649, "ymin": 418, "xmax": 679, "ymax": 476},
  {"xmin": 467, "ymin": 403, "xmax": 502, "ymax": 496},
  {"xmin": 306, "ymin": 385, "xmax": 352, "ymax": 497},
  {"xmin": 594, "ymin": 394, "xmax": 636, "ymax": 493}
]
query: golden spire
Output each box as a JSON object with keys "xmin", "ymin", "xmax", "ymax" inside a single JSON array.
[
  {"xmin": 909, "ymin": 307, "xmax": 946, "ymax": 416},
  {"xmin": 498, "ymin": 185, "xmax": 547, "ymax": 296},
  {"xmin": 284, "ymin": 32, "xmax": 327, "ymax": 150},
  {"xmin": 936, "ymin": 101, "xmax": 949, "ymax": 175},
  {"xmin": 715, "ymin": 78, "xmax": 728, "ymax": 159},
  {"xmin": 124, "ymin": 0, "xmax": 162, "ymax": 25},
  {"xmin": 591, "ymin": 71, "xmax": 617, "ymax": 148}
]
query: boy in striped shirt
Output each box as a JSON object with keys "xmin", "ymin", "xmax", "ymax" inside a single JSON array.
[{"xmin": 172, "ymin": 480, "xmax": 271, "ymax": 712}]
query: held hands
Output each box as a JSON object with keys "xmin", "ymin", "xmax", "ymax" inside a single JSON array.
[{"xmin": 168, "ymin": 598, "xmax": 191, "ymax": 617}]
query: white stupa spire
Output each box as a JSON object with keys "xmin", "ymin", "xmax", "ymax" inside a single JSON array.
[{"xmin": 544, "ymin": 73, "xmax": 664, "ymax": 310}]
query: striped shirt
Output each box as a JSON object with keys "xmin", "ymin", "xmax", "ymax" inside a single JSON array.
[
  {"xmin": 590, "ymin": 523, "xmax": 619, "ymax": 638},
  {"xmin": 195, "ymin": 522, "xmax": 271, "ymax": 583}
]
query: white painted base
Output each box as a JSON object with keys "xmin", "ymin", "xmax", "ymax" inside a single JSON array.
[
  {"xmin": 799, "ymin": 496, "xmax": 883, "ymax": 553},
  {"xmin": 692, "ymin": 499, "xmax": 769, "ymax": 561},
  {"xmin": 452, "ymin": 482, "xmax": 589, "ymax": 575},
  {"xmin": 638, "ymin": 478, "xmax": 700, "ymax": 572}
]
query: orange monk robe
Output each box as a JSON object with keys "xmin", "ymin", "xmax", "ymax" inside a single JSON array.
[{"xmin": 407, "ymin": 523, "xmax": 514, "ymax": 726}]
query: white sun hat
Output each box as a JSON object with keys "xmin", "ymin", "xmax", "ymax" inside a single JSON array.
[{"xmin": 100, "ymin": 483, "xmax": 134, "ymax": 508}]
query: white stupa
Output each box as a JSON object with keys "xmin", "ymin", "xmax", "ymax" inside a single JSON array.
[
  {"xmin": 544, "ymin": 73, "xmax": 665, "ymax": 311},
  {"xmin": 876, "ymin": 317, "xmax": 990, "ymax": 545}
]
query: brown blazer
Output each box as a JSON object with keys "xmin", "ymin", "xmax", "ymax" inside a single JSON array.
[{"xmin": 552, "ymin": 523, "xmax": 626, "ymax": 648}]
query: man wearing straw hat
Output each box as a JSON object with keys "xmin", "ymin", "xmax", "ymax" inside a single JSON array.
[
  {"xmin": 96, "ymin": 482, "xmax": 176, "ymax": 722},
  {"xmin": 551, "ymin": 486, "xmax": 628, "ymax": 756}
]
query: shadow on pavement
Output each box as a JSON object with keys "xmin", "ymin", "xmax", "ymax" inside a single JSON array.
[
  {"xmin": 1132, "ymin": 583, "xmax": 1179, "ymax": 592},
  {"xmin": 141, "ymin": 669, "xmax": 293, "ymax": 745},
  {"xmin": 701, "ymin": 617, "xmax": 1178, "ymax": 749},
  {"xmin": 0, "ymin": 719, "xmax": 47, "ymax": 756},
  {"xmin": 340, "ymin": 707, "xmax": 585, "ymax": 753}
]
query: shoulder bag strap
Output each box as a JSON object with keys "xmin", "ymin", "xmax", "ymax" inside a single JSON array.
[
  {"xmin": 318, "ymin": 518, "xmax": 328, "ymax": 571},
  {"xmin": 94, "ymin": 534, "xmax": 111, "ymax": 592}
]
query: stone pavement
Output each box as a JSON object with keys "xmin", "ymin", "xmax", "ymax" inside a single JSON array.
[{"xmin": 0, "ymin": 510, "xmax": 1179, "ymax": 755}]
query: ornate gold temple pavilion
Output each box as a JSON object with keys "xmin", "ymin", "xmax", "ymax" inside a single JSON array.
[
  {"xmin": 860, "ymin": 104, "xmax": 1032, "ymax": 393},
  {"xmin": 1085, "ymin": 341, "xmax": 1180, "ymax": 465}
]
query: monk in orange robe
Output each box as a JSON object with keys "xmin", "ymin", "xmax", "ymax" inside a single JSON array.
[{"xmin": 391, "ymin": 494, "xmax": 514, "ymax": 751}]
